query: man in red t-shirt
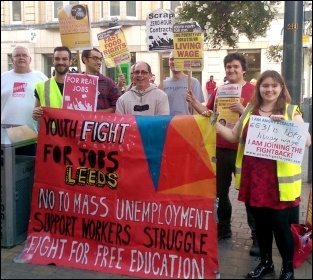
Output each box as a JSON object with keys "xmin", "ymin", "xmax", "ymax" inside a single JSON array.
[
  {"xmin": 186, "ymin": 52, "xmax": 259, "ymax": 256},
  {"xmin": 206, "ymin": 75, "xmax": 216, "ymax": 97}
]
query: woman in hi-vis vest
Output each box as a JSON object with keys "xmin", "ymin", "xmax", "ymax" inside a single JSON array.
[{"xmin": 214, "ymin": 70, "xmax": 311, "ymax": 280}]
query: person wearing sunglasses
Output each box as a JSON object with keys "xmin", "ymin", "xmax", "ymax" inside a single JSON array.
[
  {"xmin": 81, "ymin": 47, "xmax": 119, "ymax": 113},
  {"xmin": 115, "ymin": 61, "xmax": 169, "ymax": 115},
  {"xmin": 1, "ymin": 46, "xmax": 48, "ymax": 140}
]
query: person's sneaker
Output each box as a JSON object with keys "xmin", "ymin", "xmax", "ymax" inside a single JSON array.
[
  {"xmin": 218, "ymin": 228, "xmax": 232, "ymax": 240},
  {"xmin": 249, "ymin": 238, "xmax": 260, "ymax": 256}
]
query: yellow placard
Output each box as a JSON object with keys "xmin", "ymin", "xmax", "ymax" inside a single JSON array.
[
  {"xmin": 97, "ymin": 26, "xmax": 131, "ymax": 68},
  {"xmin": 173, "ymin": 22, "xmax": 203, "ymax": 71},
  {"xmin": 58, "ymin": 4, "xmax": 92, "ymax": 50}
]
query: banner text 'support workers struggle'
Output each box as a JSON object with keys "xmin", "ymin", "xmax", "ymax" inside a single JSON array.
[{"xmin": 16, "ymin": 108, "xmax": 219, "ymax": 279}]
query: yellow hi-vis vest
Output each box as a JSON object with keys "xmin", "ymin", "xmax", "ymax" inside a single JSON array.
[
  {"xmin": 35, "ymin": 77, "xmax": 62, "ymax": 108},
  {"xmin": 235, "ymin": 103, "xmax": 302, "ymax": 202}
]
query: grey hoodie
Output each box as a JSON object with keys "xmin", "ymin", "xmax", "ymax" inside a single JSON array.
[{"xmin": 115, "ymin": 84, "xmax": 170, "ymax": 115}]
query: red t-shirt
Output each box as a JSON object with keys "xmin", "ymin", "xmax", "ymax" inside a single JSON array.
[{"xmin": 206, "ymin": 82, "xmax": 255, "ymax": 149}]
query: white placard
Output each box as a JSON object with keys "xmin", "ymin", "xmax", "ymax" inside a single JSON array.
[{"xmin": 244, "ymin": 115, "xmax": 309, "ymax": 165}]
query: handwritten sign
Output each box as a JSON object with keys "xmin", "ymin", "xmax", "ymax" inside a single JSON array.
[
  {"xmin": 173, "ymin": 22, "xmax": 203, "ymax": 71},
  {"xmin": 16, "ymin": 108, "xmax": 219, "ymax": 279},
  {"xmin": 244, "ymin": 115, "xmax": 309, "ymax": 165},
  {"xmin": 97, "ymin": 26, "xmax": 131, "ymax": 68},
  {"xmin": 146, "ymin": 9, "xmax": 175, "ymax": 52},
  {"xmin": 62, "ymin": 73, "xmax": 98, "ymax": 111}
]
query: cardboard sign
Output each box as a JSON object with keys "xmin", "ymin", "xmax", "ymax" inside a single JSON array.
[
  {"xmin": 146, "ymin": 9, "xmax": 175, "ymax": 52},
  {"xmin": 173, "ymin": 22, "xmax": 203, "ymax": 71},
  {"xmin": 58, "ymin": 4, "xmax": 92, "ymax": 50},
  {"xmin": 97, "ymin": 26, "xmax": 131, "ymax": 68},
  {"xmin": 62, "ymin": 73, "xmax": 98, "ymax": 111},
  {"xmin": 244, "ymin": 116, "xmax": 309, "ymax": 165}
]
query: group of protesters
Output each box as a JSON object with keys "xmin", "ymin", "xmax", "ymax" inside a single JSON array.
[{"xmin": 1, "ymin": 45, "xmax": 311, "ymax": 280}]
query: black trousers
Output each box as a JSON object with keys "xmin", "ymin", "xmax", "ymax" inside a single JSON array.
[
  {"xmin": 250, "ymin": 206, "xmax": 294, "ymax": 263},
  {"xmin": 216, "ymin": 147, "xmax": 255, "ymax": 234}
]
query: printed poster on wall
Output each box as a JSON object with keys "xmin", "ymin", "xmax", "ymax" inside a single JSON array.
[
  {"xmin": 173, "ymin": 22, "xmax": 203, "ymax": 71},
  {"xmin": 58, "ymin": 4, "xmax": 92, "ymax": 50},
  {"xmin": 244, "ymin": 115, "xmax": 309, "ymax": 164},
  {"xmin": 146, "ymin": 9, "xmax": 175, "ymax": 52},
  {"xmin": 97, "ymin": 26, "xmax": 131, "ymax": 68},
  {"xmin": 62, "ymin": 73, "xmax": 98, "ymax": 111},
  {"xmin": 15, "ymin": 108, "xmax": 219, "ymax": 279}
]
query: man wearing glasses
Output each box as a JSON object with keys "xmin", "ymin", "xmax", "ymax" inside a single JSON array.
[
  {"xmin": 1, "ymin": 46, "xmax": 48, "ymax": 138},
  {"xmin": 115, "ymin": 61, "xmax": 169, "ymax": 115},
  {"xmin": 81, "ymin": 47, "xmax": 119, "ymax": 113}
]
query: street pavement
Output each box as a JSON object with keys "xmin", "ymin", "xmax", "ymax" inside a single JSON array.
[{"xmin": 1, "ymin": 150, "xmax": 312, "ymax": 279}]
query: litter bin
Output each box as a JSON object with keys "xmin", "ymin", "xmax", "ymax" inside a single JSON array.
[{"xmin": 1, "ymin": 124, "xmax": 37, "ymax": 248}]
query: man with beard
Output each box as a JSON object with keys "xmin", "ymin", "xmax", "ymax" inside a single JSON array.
[
  {"xmin": 81, "ymin": 47, "xmax": 119, "ymax": 112},
  {"xmin": 32, "ymin": 46, "xmax": 72, "ymax": 120}
]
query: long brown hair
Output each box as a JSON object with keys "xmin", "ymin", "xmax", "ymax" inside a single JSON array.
[{"xmin": 250, "ymin": 70, "xmax": 292, "ymax": 115}]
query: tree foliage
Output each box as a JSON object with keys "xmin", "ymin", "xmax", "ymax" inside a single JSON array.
[{"xmin": 176, "ymin": 1, "xmax": 280, "ymax": 49}]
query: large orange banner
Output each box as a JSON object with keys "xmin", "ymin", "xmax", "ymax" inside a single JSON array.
[{"xmin": 16, "ymin": 108, "xmax": 218, "ymax": 279}]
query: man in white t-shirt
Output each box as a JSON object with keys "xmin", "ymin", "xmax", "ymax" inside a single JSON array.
[
  {"xmin": 1, "ymin": 46, "xmax": 48, "ymax": 155},
  {"xmin": 1, "ymin": 46, "xmax": 48, "ymax": 133}
]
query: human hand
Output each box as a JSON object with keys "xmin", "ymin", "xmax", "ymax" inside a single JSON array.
[
  {"xmin": 270, "ymin": 115, "xmax": 285, "ymax": 121},
  {"xmin": 229, "ymin": 102, "xmax": 244, "ymax": 114},
  {"xmin": 32, "ymin": 106, "xmax": 43, "ymax": 121},
  {"xmin": 186, "ymin": 90, "xmax": 196, "ymax": 104},
  {"xmin": 201, "ymin": 110, "xmax": 214, "ymax": 117},
  {"xmin": 117, "ymin": 74, "xmax": 126, "ymax": 88}
]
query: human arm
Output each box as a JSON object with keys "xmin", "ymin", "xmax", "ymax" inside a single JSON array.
[
  {"xmin": 216, "ymin": 119, "xmax": 241, "ymax": 143},
  {"xmin": 186, "ymin": 90, "xmax": 209, "ymax": 114},
  {"xmin": 32, "ymin": 97, "xmax": 43, "ymax": 121},
  {"xmin": 117, "ymin": 73, "xmax": 126, "ymax": 95},
  {"xmin": 97, "ymin": 78, "xmax": 119, "ymax": 113},
  {"xmin": 157, "ymin": 94, "xmax": 170, "ymax": 115}
]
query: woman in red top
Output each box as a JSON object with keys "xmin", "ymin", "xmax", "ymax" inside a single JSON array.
[{"xmin": 216, "ymin": 70, "xmax": 311, "ymax": 279}]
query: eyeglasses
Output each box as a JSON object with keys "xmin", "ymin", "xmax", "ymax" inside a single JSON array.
[
  {"xmin": 88, "ymin": 56, "xmax": 103, "ymax": 62},
  {"xmin": 13, "ymin": 54, "xmax": 29, "ymax": 58},
  {"xmin": 133, "ymin": 70, "xmax": 149, "ymax": 75}
]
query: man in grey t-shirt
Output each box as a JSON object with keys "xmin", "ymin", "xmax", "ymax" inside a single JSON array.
[{"xmin": 162, "ymin": 52, "xmax": 204, "ymax": 115}]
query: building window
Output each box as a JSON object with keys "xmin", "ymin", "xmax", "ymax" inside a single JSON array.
[
  {"xmin": 110, "ymin": 1, "xmax": 120, "ymax": 17},
  {"xmin": 53, "ymin": 1, "xmax": 63, "ymax": 19},
  {"xmin": 126, "ymin": 2, "xmax": 136, "ymax": 17},
  {"xmin": 11, "ymin": 1, "xmax": 22, "ymax": 23},
  {"xmin": 100, "ymin": 1, "xmax": 104, "ymax": 19},
  {"xmin": 171, "ymin": 1, "xmax": 181, "ymax": 13},
  {"xmin": 53, "ymin": 1, "xmax": 79, "ymax": 20},
  {"xmin": 8, "ymin": 55, "xmax": 13, "ymax": 71},
  {"xmin": 229, "ymin": 49, "xmax": 261, "ymax": 82},
  {"xmin": 44, "ymin": 52, "xmax": 79, "ymax": 78}
]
